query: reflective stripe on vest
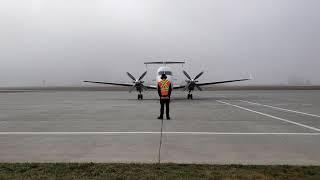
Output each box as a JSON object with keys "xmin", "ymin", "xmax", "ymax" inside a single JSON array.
[{"xmin": 158, "ymin": 80, "xmax": 171, "ymax": 96}]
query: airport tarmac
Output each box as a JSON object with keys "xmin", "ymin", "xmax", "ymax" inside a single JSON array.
[{"xmin": 0, "ymin": 90, "xmax": 319, "ymax": 165}]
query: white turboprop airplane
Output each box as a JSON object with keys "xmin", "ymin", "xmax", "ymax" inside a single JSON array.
[{"xmin": 84, "ymin": 61, "xmax": 251, "ymax": 100}]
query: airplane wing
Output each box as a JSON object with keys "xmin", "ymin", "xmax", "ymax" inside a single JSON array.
[
  {"xmin": 173, "ymin": 78, "xmax": 250, "ymax": 89},
  {"xmin": 197, "ymin": 78, "xmax": 250, "ymax": 86},
  {"xmin": 145, "ymin": 85, "xmax": 157, "ymax": 89},
  {"xmin": 84, "ymin": 81, "xmax": 133, "ymax": 87},
  {"xmin": 173, "ymin": 85, "xmax": 186, "ymax": 89},
  {"xmin": 83, "ymin": 81, "xmax": 157, "ymax": 89}
]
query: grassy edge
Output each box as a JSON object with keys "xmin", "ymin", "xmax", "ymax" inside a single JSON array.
[{"xmin": 0, "ymin": 163, "xmax": 320, "ymax": 179}]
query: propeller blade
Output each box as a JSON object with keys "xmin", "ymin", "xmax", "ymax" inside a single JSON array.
[
  {"xmin": 183, "ymin": 70, "xmax": 192, "ymax": 80},
  {"xmin": 138, "ymin": 71, "xmax": 147, "ymax": 81},
  {"xmin": 129, "ymin": 85, "xmax": 136, "ymax": 93},
  {"xmin": 196, "ymin": 85, "xmax": 203, "ymax": 91},
  {"xmin": 194, "ymin": 71, "xmax": 204, "ymax": 80},
  {"xmin": 126, "ymin": 72, "xmax": 136, "ymax": 81}
]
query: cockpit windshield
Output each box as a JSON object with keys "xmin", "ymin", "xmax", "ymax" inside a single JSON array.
[{"xmin": 158, "ymin": 71, "xmax": 172, "ymax": 76}]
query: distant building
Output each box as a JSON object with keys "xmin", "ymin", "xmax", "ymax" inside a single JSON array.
[{"xmin": 288, "ymin": 76, "xmax": 312, "ymax": 86}]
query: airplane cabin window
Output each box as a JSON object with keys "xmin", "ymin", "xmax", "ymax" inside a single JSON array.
[{"xmin": 158, "ymin": 71, "xmax": 172, "ymax": 75}]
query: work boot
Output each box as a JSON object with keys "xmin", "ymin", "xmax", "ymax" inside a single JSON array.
[
  {"xmin": 166, "ymin": 117, "xmax": 171, "ymax": 120},
  {"xmin": 157, "ymin": 116, "xmax": 163, "ymax": 120}
]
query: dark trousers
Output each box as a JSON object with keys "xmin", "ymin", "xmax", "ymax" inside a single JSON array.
[{"xmin": 160, "ymin": 98, "xmax": 170, "ymax": 118}]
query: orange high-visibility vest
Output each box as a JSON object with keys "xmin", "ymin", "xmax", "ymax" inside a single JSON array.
[{"xmin": 158, "ymin": 79, "xmax": 171, "ymax": 97}]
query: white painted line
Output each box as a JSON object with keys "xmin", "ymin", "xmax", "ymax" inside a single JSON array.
[
  {"xmin": 0, "ymin": 132, "xmax": 319, "ymax": 135},
  {"xmin": 239, "ymin": 100, "xmax": 320, "ymax": 118},
  {"xmin": 217, "ymin": 100, "xmax": 320, "ymax": 132}
]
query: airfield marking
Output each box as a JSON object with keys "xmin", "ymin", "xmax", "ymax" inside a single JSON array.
[
  {"xmin": 0, "ymin": 132, "xmax": 319, "ymax": 135},
  {"xmin": 217, "ymin": 100, "xmax": 320, "ymax": 132},
  {"xmin": 239, "ymin": 100, "xmax": 320, "ymax": 118}
]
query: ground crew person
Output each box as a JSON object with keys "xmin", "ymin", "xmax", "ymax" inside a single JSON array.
[{"xmin": 157, "ymin": 74, "xmax": 172, "ymax": 120}]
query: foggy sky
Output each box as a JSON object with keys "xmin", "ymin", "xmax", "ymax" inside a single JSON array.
[{"xmin": 1, "ymin": 0, "xmax": 320, "ymax": 86}]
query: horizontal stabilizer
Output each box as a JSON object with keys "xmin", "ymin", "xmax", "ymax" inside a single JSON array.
[{"xmin": 144, "ymin": 61, "xmax": 185, "ymax": 65}]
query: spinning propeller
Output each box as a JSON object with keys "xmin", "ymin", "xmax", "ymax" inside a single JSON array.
[
  {"xmin": 182, "ymin": 70, "xmax": 204, "ymax": 91},
  {"xmin": 126, "ymin": 71, "xmax": 147, "ymax": 93}
]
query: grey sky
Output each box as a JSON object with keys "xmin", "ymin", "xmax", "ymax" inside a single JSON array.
[{"xmin": 1, "ymin": 0, "xmax": 320, "ymax": 86}]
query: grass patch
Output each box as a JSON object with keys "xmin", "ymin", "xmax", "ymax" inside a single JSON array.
[{"xmin": 0, "ymin": 163, "xmax": 319, "ymax": 180}]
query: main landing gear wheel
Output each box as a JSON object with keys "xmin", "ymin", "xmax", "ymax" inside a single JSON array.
[
  {"xmin": 187, "ymin": 94, "xmax": 193, "ymax": 100},
  {"xmin": 138, "ymin": 94, "xmax": 143, "ymax": 100}
]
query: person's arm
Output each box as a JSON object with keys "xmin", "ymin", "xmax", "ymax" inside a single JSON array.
[
  {"xmin": 158, "ymin": 83, "xmax": 162, "ymax": 97},
  {"xmin": 168, "ymin": 83, "xmax": 172, "ymax": 97}
]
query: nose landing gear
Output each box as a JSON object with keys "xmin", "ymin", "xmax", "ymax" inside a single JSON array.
[{"xmin": 187, "ymin": 90, "xmax": 193, "ymax": 100}]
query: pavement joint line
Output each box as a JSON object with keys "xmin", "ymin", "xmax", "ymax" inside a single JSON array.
[
  {"xmin": 239, "ymin": 100, "xmax": 320, "ymax": 118},
  {"xmin": 0, "ymin": 132, "xmax": 319, "ymax": 135},
  {"xmin": 217, "ymin": 100, "xmax": 320, "ymax": 132}
]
